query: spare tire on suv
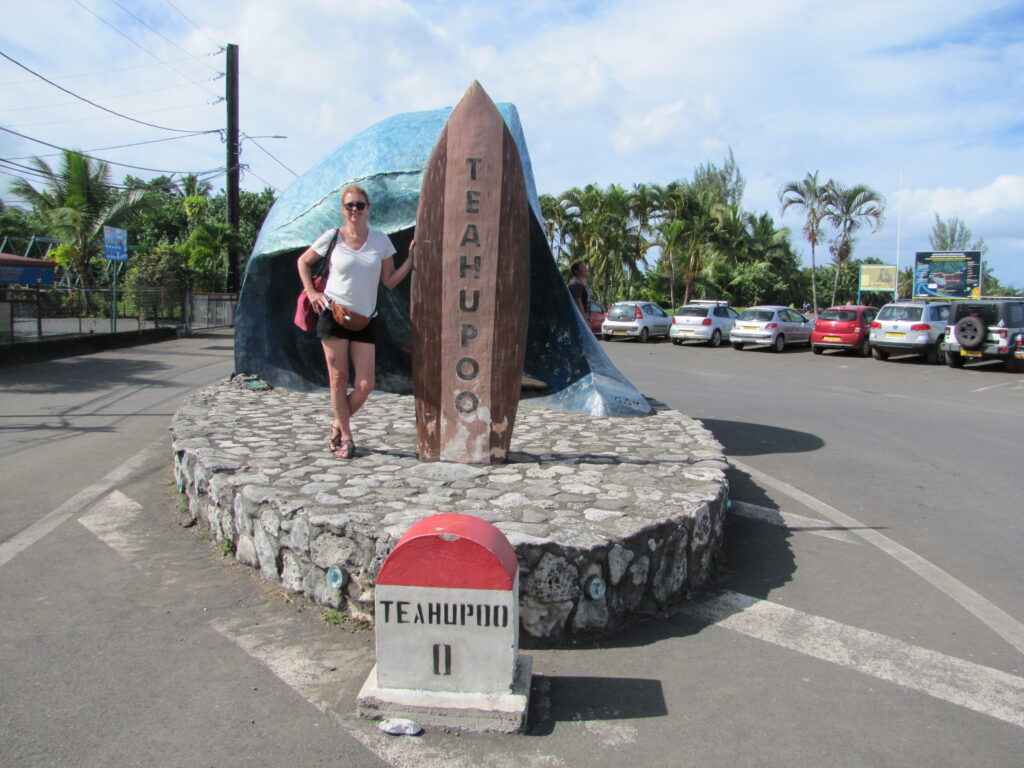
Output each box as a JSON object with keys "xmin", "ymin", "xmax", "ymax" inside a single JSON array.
[{"xmin": 953, "ymin": 316, "xmax": 986, "ymax": 349}]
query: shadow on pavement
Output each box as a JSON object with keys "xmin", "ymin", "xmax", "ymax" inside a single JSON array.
[
  {"xmin": 697, "ymin": 418, "xmax": 824, "ymax": 456},
  {"xmin": 0, "ymin": 357, "xmax": 173, "ymax": 395},
  {"xmin": 527, "ymin": 674, "xmax": 667, "ymax": 735}
]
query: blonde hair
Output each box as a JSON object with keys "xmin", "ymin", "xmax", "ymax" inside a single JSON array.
[{"xmin": 342, "ymin": 185, "xmax": 370, "ymax": 205}]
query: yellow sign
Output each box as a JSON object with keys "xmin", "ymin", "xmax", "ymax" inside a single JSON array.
[{"xmin": 860, "ymin": 265, "xmax": 897, "ymax": 292}]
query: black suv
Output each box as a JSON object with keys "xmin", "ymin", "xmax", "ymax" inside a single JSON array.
[{"xmin": 942, "ymin": 299, "xmax": 1024, "ymax": 372}]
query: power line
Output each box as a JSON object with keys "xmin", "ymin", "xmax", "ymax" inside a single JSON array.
[
  {"xmin": 7, "ymin": 132, "xmax": 222, "ymax": 162},
  {"xmin": 161, "ymin": 0, "xmax": 222, "ymax": 48},
  {"xmin": 69, "ymin": 0, "xmax": 221, "ymax": 100},
  {"xmin": 0, "ymin": 125, "xmax": 223, "ymax": 176},
  {"xmin": 0, "ymin": 55, "xmax": 214, "ymax": 85},
  {"xmin": 242, "ymin": 134, "xmax": 298, "ymax": 178},
  {"xmin": 12, "ymin": 101, "xmax": 216, "ymax": 129},
  {"xmin": 242, "ymin": 167, "xmax": 281, "ymax": 193},
  {"xmin": 0, "ymin": 50, "xmax": 216, "ymax": 134},
  {"xmin": 0, "ymin": 81, "xmax": 201, "ymax": 113},
  {"xmin": 105, "ymin": 0, "xmax": 221, "ymax": 74}
]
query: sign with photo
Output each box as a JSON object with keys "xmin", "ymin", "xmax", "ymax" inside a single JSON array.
[
  {"xmin": 859, "ymin": 265, "xmax": 897, "ymax": 293},
  {"xmin": 913, "ymin": 251, "xmax": 981, "ymax": 300}
]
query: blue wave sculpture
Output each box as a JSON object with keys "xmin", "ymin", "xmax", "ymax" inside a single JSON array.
[{"xmin": 234, "ymin": 101, "xmax": 651, "ymax": 417}]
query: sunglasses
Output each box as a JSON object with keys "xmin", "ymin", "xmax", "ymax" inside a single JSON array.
[{"xmin": 344, "ymin": 201, "xmax": 367, "ymax": 211}]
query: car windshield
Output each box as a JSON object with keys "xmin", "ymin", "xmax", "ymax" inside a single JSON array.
[
  {"xmin": 820, "ymin": 309, "xmax": 858, "ymax": 321},
  {"xmin": 608, "ymin": 305, "xmax": 637, "ymax": 320},
  {"xmin": 878, "ymin": 305, "xmax": 922, "ymax": 322},
  {"xmin": 674, "ymin": 307, "xmax": 708, "ymax": 317},
  {"xmin": 740, "ymin": 309, "xmax": 775, "ymax": 322}
]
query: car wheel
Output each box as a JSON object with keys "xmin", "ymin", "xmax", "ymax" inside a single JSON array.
[
  {"xmin": 732, "ymin": 342, "xmax": 744, "ymax": 351},
  {"xmin": 773, "ymin": 334, "xmax": 785, "ymax": 353},
  {"xmin": 709, "ymin": 329, "xmax": 722, "ymax": 347},
  {"xmin": 954, "ymin": 316, "xmax": 986, "ymax": 349},
  {"xmin": 872, "ymin": 347, "xmax": 888, "ymax": 361},
  {"xmin": 946, "ymin": 351, "xmax": 964, "ymax": 368},
  {"xmin": 1006, "ymin": 355, "xmax": 1024, "ymax": 373},
  {"xmin": 671, "ymin": 339, "xmax": 682, "ymax": 346},
  {"xmin": 638, "ymin": 327, "xmax": 649, "ymax": 343},
  {"xmin": 602, "ymin": 333, "xmax": 612, "ymax": 342},
  {"xmin": 858, "ymin": 337, "xmax": 871, "ymax": 357},
  {"xmin": 926, "ymin": 339, "xmax": 943, "ymax": 365},
  {"xmin": 812, "ymin": 345, "xmax": 824, "ymax": 355}
]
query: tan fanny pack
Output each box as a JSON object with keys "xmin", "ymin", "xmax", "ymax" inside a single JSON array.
[{"xmin": 330, "ymin": 302, "xmax": 372, "ymax": 331}]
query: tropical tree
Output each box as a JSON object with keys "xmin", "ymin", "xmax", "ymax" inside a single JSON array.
[
  {"xmin": 8, "ymin": 150, "xmax": 146, "ymax": 286},
  {"xmin": 929, "ymin": 213, "xmax": 986, "ymax": 254},
  {"xmin": 823, "ymin": 181, "xmax": 885, "ymax": 307},
  {"xmin": 779, "ymin": 171, "xmax": 829, "ymax": 314}
]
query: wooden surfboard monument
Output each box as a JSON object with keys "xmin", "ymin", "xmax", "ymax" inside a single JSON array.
[{"xmin": 411, "ymin": 82, "xmax": 530, "ymax": 464}]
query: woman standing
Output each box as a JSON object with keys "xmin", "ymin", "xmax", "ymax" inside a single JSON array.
[{"xmin": 297, "ymin": 185, "xmax": 414, "ymax": 458}]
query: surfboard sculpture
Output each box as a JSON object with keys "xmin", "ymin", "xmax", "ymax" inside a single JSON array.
[{"xmin": 411, "ymin": 82, "xmax": 530, "ymax": 464}]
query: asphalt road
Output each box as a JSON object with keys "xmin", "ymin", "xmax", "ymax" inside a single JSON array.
[{"xmin": 1, "ymin": 330, "xmax": 1021, "ymax": 767}]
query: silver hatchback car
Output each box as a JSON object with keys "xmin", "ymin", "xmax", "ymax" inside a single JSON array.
[
  {"xmin": 670, "ymin": 301, "xmax": 739, "ymax": 347},
  {"xmin": 868, "ymin": 301, "xmax": 950, "ymax": 364},
  {"xmin": 731, "ymin": 306, "xmax": 813, "ymax": 351},
  {"xmin": 602, "ymin": 301, "xmax": 672, "ymax": 342}
]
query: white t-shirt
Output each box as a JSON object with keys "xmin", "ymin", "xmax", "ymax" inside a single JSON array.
[{"xmin": 311, "ymin": 227, "xmax": 396, "ymax": 317}]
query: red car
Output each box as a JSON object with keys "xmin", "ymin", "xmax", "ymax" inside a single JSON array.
[
  {"xmin": 586, "ymin": 300, "xmax": 606, "ymax": 334},
  {"xmin": 811, "ymin": 305, "xmax": 878, "ymax": 356}
]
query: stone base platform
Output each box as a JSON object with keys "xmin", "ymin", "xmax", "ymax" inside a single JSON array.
[
  {"xmin": 356, "ymin": 656, "xmax": 533, "ymax": 734},
  {"xmin": 171, "ymin": 377, "xmax": 729, "ymax": 643}
]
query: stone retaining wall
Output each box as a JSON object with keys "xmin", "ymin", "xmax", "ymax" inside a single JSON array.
[{"xmin": 171, "ymin": 378, "xmax": 728, "ymax": 643}]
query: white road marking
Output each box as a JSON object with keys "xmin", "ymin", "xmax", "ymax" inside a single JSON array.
[
  {"xmin": 687, "ymin": 591, "xmax": 1024, "ymax": 729},
  {"xmin": 972, "ymin": 381, "xmax": 1010, "ymax": 392},
  {"xmin": 730, "ymin": 500, "xmax": 859, "ymax": 543},
  {"xmin": 0, "ymin": 437, "xmax": 165, "ymax": 569},
  {"xmin": 78, "ymin": 491, "xmax": 147, "ymax": 560},
  {"xmin": 731, "ymin": 458, "xmax": 1024, "ymax": 657}
]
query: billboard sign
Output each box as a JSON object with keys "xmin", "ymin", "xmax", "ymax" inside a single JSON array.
[
  {"xmin": 103, "ymin": 226, "xmax": 128, "ymax": 262},
  {"xmin": 913, "ymin": 251, "xmax": 981, "ymax": 300},
  {"xmin": 859, "ymin": 265, "xmax": 897, "ymax": 293}
]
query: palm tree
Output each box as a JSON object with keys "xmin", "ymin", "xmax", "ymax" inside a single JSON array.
[
  {"xmin": 8, "ymin": 150, "xmax": 145, "ymax": 286},
  {"xmin": 779, "ymin": 171, "xmax": 829, "ymax": 314},
  {"xmin": 823, "ymin": 181, "xmax": 885, "ymax": 306}
]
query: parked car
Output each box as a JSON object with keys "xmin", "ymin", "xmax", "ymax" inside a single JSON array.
[
  {"xmin": 730, "ymin": 306, "xmax": 813, "ymax": 351},
  {"xmin": 602, "ymin": 301, "xmax": 672, "ymax": 342},
  {"xmin": 868, "ymin": 301, "xmax": 950, "ymax": 363},
  {"xmin": 811, "ymin": 305, "xmax": 877, "ymax": 356},
  {"xmin": 585, "ymin": 299, "xmax": 605, "ymax": 334},
  {"xmin": 942, "ymin": 298, "xmax": 1024, "ymax": 372},
  {"xmin": 669, "ymin": 301, "xmax": 739, "ymax": 347}
]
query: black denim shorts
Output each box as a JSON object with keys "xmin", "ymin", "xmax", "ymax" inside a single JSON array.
[{"xmin": 316, "ymin": 307, "xmax": 377, "ymax": 344}]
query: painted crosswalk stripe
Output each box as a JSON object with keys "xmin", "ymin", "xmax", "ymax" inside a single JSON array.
[
  {"xmin": 687, "ymin": 590, "xmax": 1024, "ymax": 729},
  {"xmin": 730, "ymin": 500, "xmax": 858, "ymax": 543}
]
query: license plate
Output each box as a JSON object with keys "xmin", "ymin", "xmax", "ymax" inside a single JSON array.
[
  {"xmin": 823, "ymin": 336, "xmax": 841, "ymax": 342},
  {"xmin": 885, "ymin": 332, "xmax": 905, "ymax": 338},
  {"xmin": 961, "ymin": 350, "xmax": 982, "ymax": 357},
  {"xmin": 613, "ymin": 330, "xmax": 628, "ymax": 336},
  {"xmin": 679, "ymin": 329, "xmax": 693, "ymax": 335},
  {"xmin": 742, "ymin": 325, "xmax": 758, "ymax": 330},
  {"xmin": 1016, "ymin": 350, "xmax": 1024, "ymax": 359}
]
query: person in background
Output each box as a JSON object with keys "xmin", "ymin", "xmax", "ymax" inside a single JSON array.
[
  {"xmin": 568, "ymin": 260, "xmax": 590, "ymax": 319},
  {"xmin": 296, "ymin": 185, "xmax": 413, "ymax": 459}
]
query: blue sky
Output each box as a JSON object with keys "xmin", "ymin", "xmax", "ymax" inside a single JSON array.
[{"xmin": 2, "ymin": 0, "xmax": 1022, "ymax": 287}]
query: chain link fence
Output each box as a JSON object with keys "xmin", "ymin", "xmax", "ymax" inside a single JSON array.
[{"xmin": 0, "ymin": 286, "xmax": 237, "ymax": 344}]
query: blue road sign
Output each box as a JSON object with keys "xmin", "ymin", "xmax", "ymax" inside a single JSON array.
[{"xmin": 103, "ymin": 226, "xmax": 128, "ymax": 261}]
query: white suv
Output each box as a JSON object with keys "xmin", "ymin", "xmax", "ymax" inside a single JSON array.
[{"xmin": 868, "ymin": 301, "xmax": 950, "ymax": 364}]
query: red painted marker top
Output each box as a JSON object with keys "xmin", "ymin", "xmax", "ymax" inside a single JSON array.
[{"xmin": 376, "ymin": 513, "xmax": 518, "ymax": 590}]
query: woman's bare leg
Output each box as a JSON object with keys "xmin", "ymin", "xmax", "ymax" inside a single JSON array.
[
  {"xmin": 347, "ymin": 340, "xmax": 376, "ymax": 420},
  {"xmin": 321, "ymin": 337, "xmax": 353, "ymax": 442}
]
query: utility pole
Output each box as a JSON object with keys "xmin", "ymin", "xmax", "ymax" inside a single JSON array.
[{"xmin": 226, "ymin": 43, "xmax": 240, "ymax": 292}]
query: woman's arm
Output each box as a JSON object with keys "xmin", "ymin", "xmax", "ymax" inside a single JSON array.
[
  {"xmin": 297, "ymin": 247, "xmax": 328, "ymax": 312},
  {"xmin": 381, "ymin": 239, "xmax": 415, "ymax": 290}
]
